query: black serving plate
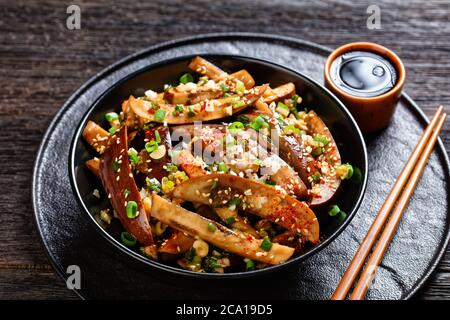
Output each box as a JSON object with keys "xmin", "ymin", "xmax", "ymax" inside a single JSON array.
[
  {"xmin": 32, "ymin": 33, "xmax": 450, "ymax": 299},
  {"xmin": 69, "ymin": 54, "xmax": 368, "ymax": 278}
]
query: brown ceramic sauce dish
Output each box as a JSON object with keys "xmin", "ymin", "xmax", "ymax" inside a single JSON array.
[{"xmin": 324, "ymin": 42, "xmax": 406, "ymax": 134}]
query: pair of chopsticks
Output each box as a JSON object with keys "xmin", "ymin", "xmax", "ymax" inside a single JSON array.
[{"xmin": 332, "ymin": 105, "xmax": 447, "ymax": 300}]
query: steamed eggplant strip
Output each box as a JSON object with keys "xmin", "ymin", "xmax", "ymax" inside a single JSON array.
[
  {"xmin": 159, "ymin": 231, "xmax": 195, "ymax": 255},
  {"xmin": 164, "ymin": 86, "xmax": 223, "ymax": 105},
  {"xmin": 86, "ymin": 158, "xmax": 100, "ymax": 178},
  {"xmin": 188, "ymin": 56, "xmax": 227, "ymax": 80},
  {"xmin": 254, "ymin": 98, "xmax": 273, "ymax": 115},
  {"xmin": 99, "ymin": 126, "xmax": 156, "ymax": 250},
  {"xmin": 173, "ymin": 150, "xmax": 258, "ymax": 236},
  {"xmin": 256, "ymin": 142, "xmax": 308, "ymax": 199},
  {"xmin": 252, "ymin": 82, "xmax": 296, "ymax": 116},
  {"xmin": 129, "ymin": 84, "xmax": 268, "ymax": 124},
  {"xmin": 164, "ymin": 69, "xmax": 255, "ymax": 105},
  {"xmin": 80, "ymin": 55, "xmax": 352, "ymax": 272},
  {"xmin": 172, "ymin": 174, "xmax": 319, "ymax": 243},
  {"xmin": 243, "ymin": 107, "xmax": 341, "ymax": 206},
  {"xmin": 229, "ymin": 70, "xmax": 255, "ymax": 89},
  {"xmin": 149, "ymin": 194, "xmax": 295, "ymax": 265},
  {"xmin": 82, "ymin": 121, "xmax": 110, "ymax": 154},
  {"xmin": 263, "ymin": 82, "xmax": 296, "ymax": 104},
  {"xmin": 174, "ymin": 149, "xmax": 207, "ymax": 178},
  {"xmin": 188, "ymin": 57, "xmax": 255, "ymax": 90},
  {"xmin": 304, "ymin": 111, "xmax": 341, "ymax": 206}
]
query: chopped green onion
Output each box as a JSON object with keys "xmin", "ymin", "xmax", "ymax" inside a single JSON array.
[
  {"xmin": 311, "ymin": 147, "xmax": 323, "ymax": 157},
  {"xmin": 187, "ymin": 107, "xmax": 196, "ymax": 117},
  {"xmin": 220, "ymin": 83, "xmax": 229, "ymax": 92},
  {"xmin": 228, "ymin": 197, "xmax": 241, "ymax": 210},
  {"xmin": 105, "ymin": 112, "xmax": 119, "ymax": 122},
  {"xmin": 154, "ymin": 109, "xmax": 166, "ymax": 122},
  {"xmin": 225, "ymin": 217, "xmax": 236, "ymax": 226},
  {"xmin": 146, "ymin": 177, "xmax": 161, "ymax": 193},
  {"xmin": 228, "ymin": 121, "xmax": 244, "ymax": 134},
  {"xmin": 204, "ymin": 256, "xmax": 220, "ymax": 272},
  {"xmin": 211, "ymin": 181, "xmax": 219, "ymax": 190},
  {"xmin": 126, "ymin": 201, "xmax": 138, "ymax": 219},
  {"xmin": 290, "ymin": 95, "xmax": 300, "ymax": 119},
  {"xmin": 207, "ymin": 222, "xmax": 217, "ymax": 232},
  {"xmin": 234, "ymin": 99, "xmax": 245, "ymax": 108},
  {"xmin": 218, "ymin": 162, "xmax": 228, "ymax": 173},
  {"xmin": 237, "ymin": 115, "xmax": 249, "ymax": 124},
  {"xmin": 173, "ymin": 105, "xmax": 184, "ymax": 117},
  {"xmin": 310, "ymin": 172, "xmax": 321, "ymax": 183},
  {"xmin": 249, "ymin": 115, "xmax": 269, "ymax": 131},
  {"xmin": 276, "ymin": 102, "xmax": 290, "ymax": 117},
  {"xmin": 283, "ymin": 125, "xmax": 302, "ymax": 135},
  {"xmin": 328, "ymin": 204, "xmax": 341, "ymax": 217},
  {"xmin": 191, "ymin": 255, "xmax": 202, "ymax": 266},
  {"xmin": 228, "ymin": 197, "xmax": 241, "ymax": 206},
  {"xmin": 260, "ymin": 236, "xmax": 273, "ymax": 251},
  {"xmin": 161, "ymin": 177, "xmax": 175, "ymax": 194},
  {"xmin": 179, "ymin": 73, "xmax": 194, "ymax": 84},
  {"xmin": 165, "ymin": 164, "xmax": 178, "ymax": 173},
  {"xmin": 338, "ymin": 211, "xmax": 347, "ymax": 224},
  {"xmin": 108, "ymin": 126, "xmax": 117, "ymax": 135},
  {"xmin": 154, "ymin": 130, "xmax": 161, "ymax": 143},
  {"xmin": 352, "ymin": 167, "xmax": 363, "ymax": 184},
  {"xmin": 120, "ymin": 232, "xmax": 137, "ymax": 247},
  {"xmin": 128, "ymin": 148, "xmax": 139, "ymax": 165},
  {"xmin": 314, "ymin": 135, "xmax": 329, "ymax": 146},
  {"xmin": 264, "ymin": 179, "xmax": 276, "ymax": 186},
  {"xmin": 113, "ymin": 159, "xmax": 119, "ymax": 173},
  {"xmin": 235, "ymin": 80, "xmax": 245, "ymax": 93},
  {"xmin": 185, "ymin": 247, "xmax": 196, "ymax": 262},
  {"xmin": 245, "ymin": 259, "xmax": 255, "ymax": 271},
  {"xmin": 336, "ymin": 163, "xmax": 354, "ymax": 180},
  {"xmin": 328, "ymin": 204, "xmax": 348, "ymax": 223},
  {"xmin": 145, "ymin": 140, "xmax": 159, "ymax": 153},
  {"xmin": 291, "ymin": 95, "xmax": 299, "ymax": 108},
  {"xmin": 223, "ymin": 93, "xmax": 231, "ymax": 98}
]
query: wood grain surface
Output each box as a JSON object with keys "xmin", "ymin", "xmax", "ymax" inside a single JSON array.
[{"xmin": 0, "ymin": 0, "xmax": 449, "ymax": 299}]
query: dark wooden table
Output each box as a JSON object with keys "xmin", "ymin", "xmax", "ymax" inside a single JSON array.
[{"xmin": 1, "ymin": 0, "xmax": 449, "ymax": 300}]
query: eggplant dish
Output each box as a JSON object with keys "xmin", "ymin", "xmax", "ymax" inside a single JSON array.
[{"xmin": 82, "ymin": 56, "xmax": 355, "ymax": 273}]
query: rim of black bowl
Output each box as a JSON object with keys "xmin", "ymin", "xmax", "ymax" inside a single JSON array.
[{"xmin": 69, "ymin": 53, "xmax": 368, "ymax": 279}]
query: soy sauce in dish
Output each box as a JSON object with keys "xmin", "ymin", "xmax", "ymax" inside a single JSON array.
[{"xmin": 329, "ymin": 51, "xmax": 397, "ymax": 98}]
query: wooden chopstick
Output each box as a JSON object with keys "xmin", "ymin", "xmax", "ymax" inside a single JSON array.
[
  {"xmin": 349, "ymin": 112, "xmax": 447, "ymax": 299},
  {"xmin": 331, "ymin": 106, "xmax": 445, "ymax": 300}
]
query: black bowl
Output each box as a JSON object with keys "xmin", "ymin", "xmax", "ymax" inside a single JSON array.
[{"xmin": 69, "ymin": 54, "xmax": 368, "ymax": 278}]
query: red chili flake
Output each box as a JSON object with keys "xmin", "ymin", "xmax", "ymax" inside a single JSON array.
[{"xmin": 200, "ymin": 101, "xmax": 207, "ymax": 112}]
